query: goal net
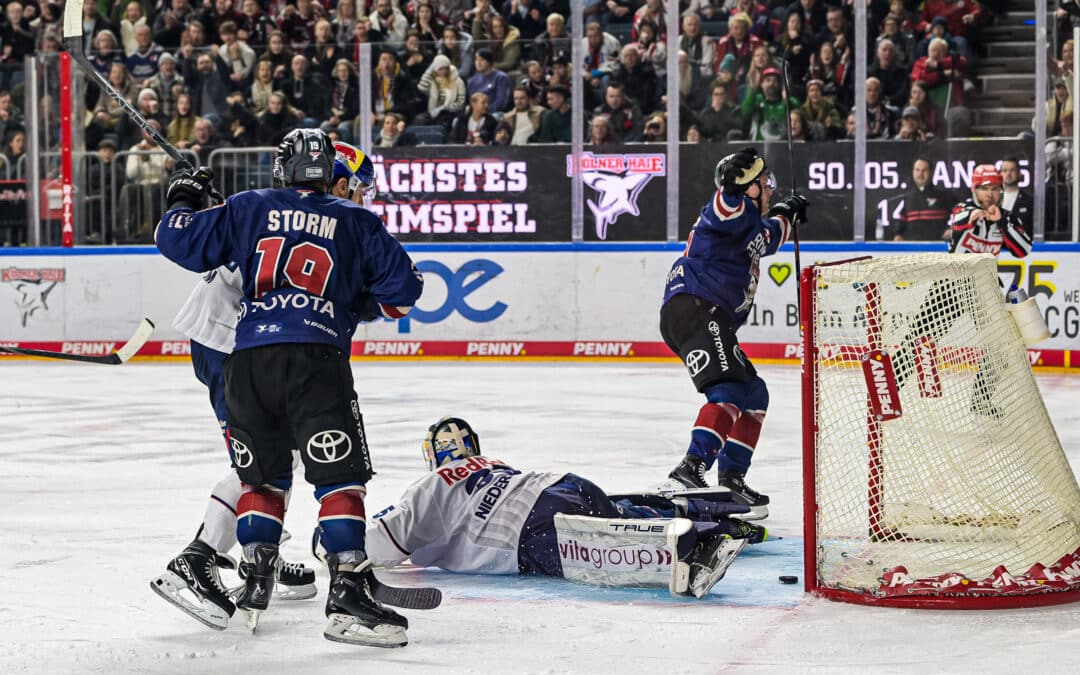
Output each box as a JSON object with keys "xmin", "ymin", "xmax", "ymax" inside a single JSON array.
[{"xmin": 801, "ymin": 254, "xmax": 1080, "ymax": 608}]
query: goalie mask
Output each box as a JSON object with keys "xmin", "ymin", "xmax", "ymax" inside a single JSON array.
[
  {"xmin": 422, "ymin": 417, "xmax": 481, "ymax": 470},
  {"xmin": 273, "ymin": 128, "xmax": 335, "ymax": 188},
  {"xmin": 332, "ymin": 141, "xmax": 377, "ymax": 202}
]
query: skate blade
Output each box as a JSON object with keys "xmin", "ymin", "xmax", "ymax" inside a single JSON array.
[
  {"xmin": 246, "ymin": 609, "xmax": 261, "ymax": 632},
  {"xmin": 275, "ymin": 582, "xmax": 317, "ymax": 601},
  {"xmin": 150, "ymin": 572, "xmax": 230, "ymax": 631},
  {"xmin": 689, "ymin": 538, "xmax": 748, "ymax": 599},
  {"xmin": 324, "ymin": 613, "xmax": 408, "ymax": 648},
  {"xmin": 652, "ymin": 486, "xmax": 769, "ymax": 521}
]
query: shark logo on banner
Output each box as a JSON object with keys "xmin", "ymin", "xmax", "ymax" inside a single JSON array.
[
  {"xmin": 567, "ymin": 153, "xmax": 666, "ymax": 239},
  {"xmin": 2, "ymin": 267, "xmax": 65, "ymax": 327}
]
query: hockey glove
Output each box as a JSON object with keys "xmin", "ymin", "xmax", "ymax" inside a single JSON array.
[
  {"xmin": 166, "ymin": 166, "xmax": 216, "ymax": 211},
  {"xmin": 768, "ymin": 194, "xmax": 809, "ymax": 227},
  {"xmin": 715, "ymin": 147, "xmax": 766, "ymax": 195}
]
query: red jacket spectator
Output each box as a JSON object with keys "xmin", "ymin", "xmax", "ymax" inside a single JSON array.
[
  {"xmin": 715, "ymin": 14, "xmax": 764, "ymax": 83},
  {"xmin": 920, "ymin": 0, "xmax": 982, "ymax": 38},
  {"xmin": 910, "ymin": 44, "xmax": 966, "ymax": 106}
]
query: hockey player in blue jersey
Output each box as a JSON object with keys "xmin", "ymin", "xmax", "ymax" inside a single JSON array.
[
  {"xmin": 155, "ymin": 128, "xmax": 423, "ymax": 648},
  {"xmin": 661, "ymin": 147, "xmax": 808, "ymax": 510},
  {"xmin": 151, "ymin": 143, "xmax": 380, "ymax": 631}
]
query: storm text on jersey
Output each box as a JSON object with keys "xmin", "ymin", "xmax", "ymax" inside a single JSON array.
[{"xmin": 267, "ymin": 209, "xmax": 338, "ymax": 240}]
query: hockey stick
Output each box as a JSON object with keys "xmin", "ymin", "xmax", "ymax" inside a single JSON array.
[
  {"xmin": 62, "ymin": 0, "xmax": 224, "ymax": 204},
  {"xmin": 781, "ymin": 45, "xmax": 803, "ymax": 315},
  {"xmin": 0, "ymin": 318, "xmax": 155, "ymax": 364}
]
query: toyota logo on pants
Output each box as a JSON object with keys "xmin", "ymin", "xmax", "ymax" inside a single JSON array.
[
  {"xmin": 685, "ymin": 349, "xmax": 710, "ymax": 377},
  {"xmin": 307, "ymin": 430, "xmax": 352, "ymax": 463},
  {"xmin": 231, "ymin": 438, "xmax": 254, "ymax": 468}
]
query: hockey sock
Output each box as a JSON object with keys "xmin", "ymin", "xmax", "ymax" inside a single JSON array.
[
  {"xmin": 716, "ymin": 410, "xmax": 765, "ymax": 475},
  {"xmin": 687, "ymin": 402, "xmax": 739, "ymax": 469},
  {"xmin": 316, "ymin": 483, "xmax": 368, "ymax": 556},
  {"xmin": 236, "ymin": 483, "xmax": 287, "ymax": 548},
  {"xmin": 197, "ymin": 470, "xmax": 244, "ymax": 554}
]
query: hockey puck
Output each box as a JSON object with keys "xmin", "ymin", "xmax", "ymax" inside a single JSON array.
[{"xmin": 778, "ymin": 575, "xmax": 799, "ymax": 585}]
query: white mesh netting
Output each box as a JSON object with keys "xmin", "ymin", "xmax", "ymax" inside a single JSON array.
[{"xmin": 808, "ymin": 254, "xmax": 1080, "ymax": 601}]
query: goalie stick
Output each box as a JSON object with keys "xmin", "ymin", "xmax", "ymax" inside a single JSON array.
[
  {"xmin": 0, "ymin": 318, "xmax": 155, "ymax": 364},
  {"xmin": 62, "ymin": 0, "xmax": 224, "ymax": 204}
]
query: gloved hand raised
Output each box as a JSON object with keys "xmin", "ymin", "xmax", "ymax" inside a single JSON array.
[
  {"xmin": 166, "ymin": 166, "xmax": 216, "ymax": 211},
  {"xmin": 768, "ymin": 194, "xmax": 809, "ymax": 226}
]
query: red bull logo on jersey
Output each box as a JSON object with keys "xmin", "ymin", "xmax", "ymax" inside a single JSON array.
[
  {"xmin": 566, "ymin": 153, "xmax": 666, "ymax": 240},
  {"xmin": 862, "ymin": 350, "xmax": 903, "ymax": 421}
]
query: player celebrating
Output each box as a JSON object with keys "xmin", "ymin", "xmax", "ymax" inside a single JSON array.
[
  {"xmin": 661, "ymin": 147, "xmax": 808, "ymax": 512},
  {"xmin": 319, "ymin": 417, "xmax": 768, "ymax": 599},
  {"xmin": 151, "ymin": 144, "xmax": 379, "ymax": 630},
  {"xmin": 154, "ymin": 129, "xmax": 424, "ymax": 648}
]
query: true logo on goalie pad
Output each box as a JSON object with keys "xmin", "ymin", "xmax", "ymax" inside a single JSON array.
[{"xmin": 862, "ymin": 351, "xmax": 902, "ymax": 421}]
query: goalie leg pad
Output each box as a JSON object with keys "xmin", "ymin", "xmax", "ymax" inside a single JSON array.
[{"xmin": 554, "ymin": 513, "xmax": 692, "ymax": 589}]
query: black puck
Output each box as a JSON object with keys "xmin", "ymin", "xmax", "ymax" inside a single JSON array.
[{"xmin": 779, "ymin": 575, "xmax": 799, "ymax": 585}]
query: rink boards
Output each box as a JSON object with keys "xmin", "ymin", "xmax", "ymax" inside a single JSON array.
[{"xmin": 2, "ymin": 242, "xmax": 1080, "ymax": 368}]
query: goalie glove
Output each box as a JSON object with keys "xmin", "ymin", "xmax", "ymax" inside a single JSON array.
[
  {"xmin": 166, "ymin": 166, "xmax": 216, "ymax": 211},
  {"xmin": 714, "ymin": 147, "xmax": 766, "ymax": 196},
  {"xmin": 768, "ymin": 194, "xmax": 809, "ymax": 227}
]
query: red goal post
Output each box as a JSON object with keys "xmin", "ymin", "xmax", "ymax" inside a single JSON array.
[{"xmin": 800, "ymin": 254, "xmax": 1080, "ymax": 609}]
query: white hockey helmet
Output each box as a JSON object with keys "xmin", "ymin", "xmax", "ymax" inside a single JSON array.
[{"xmin": 422, "ymin": 416, "xmax": 481, "ymax": 470}]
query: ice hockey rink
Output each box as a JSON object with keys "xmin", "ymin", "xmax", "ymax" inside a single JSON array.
[{"xmin": 4, "ymin": 360, "xmax": 1080, "ymax": 674}]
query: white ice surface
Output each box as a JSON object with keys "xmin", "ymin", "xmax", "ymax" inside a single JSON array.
[{"xmin": 3, "ymin": 362, "xmax": 1080, "ymax": 674}]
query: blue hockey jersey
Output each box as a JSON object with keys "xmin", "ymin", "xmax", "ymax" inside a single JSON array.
[
  {"xmin": 156, "ymin": 187, "xmax": 423, "ymax": 353},
  {"xmin": 663, "ymin": 190, "xmax": 790, "ymax": 327}
]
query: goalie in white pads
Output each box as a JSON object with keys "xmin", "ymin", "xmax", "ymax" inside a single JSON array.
[
  {"xmin": 151, "ymin": 143, "xmax": 377, "ymax": 630},
  {"xmin": 321, "ymin": 417, "xmax": 769, "ymax": 599}
]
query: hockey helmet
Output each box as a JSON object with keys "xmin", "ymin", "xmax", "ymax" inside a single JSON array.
[
  {"xmin": 422, "ymin": 416, "xmax": 481, "ymax": 470},
  {"xmin": 714, "ymin": 148, "xmax": 767, "ymax": 193},
  {"xmin": 332, "ymin": 141, "xmax": 377, "ymax": 201},
  {"xmin": 970, "ymin": 164, "xmax": 1003, "ymax": 190},
  {"xmin": 273, "ymin": 128, "xmax": 336, "ymax": 188}
]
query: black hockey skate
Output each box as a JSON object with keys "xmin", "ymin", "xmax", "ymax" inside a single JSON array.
[
  {"xmin": 728, "ymin": 518, "xmax": 769, "ymax": 544},
  {"xmin": 236, "ymin": 543, "xmax": 279, "ymax": 630},
  {"xmin": 150, "ymin": 539, "xmax": 236, "ymax": 630},
  {"xmin": 276, "ymin": 560, "xmax": 318, "ymax": 600},
  {"xmin": 670, "ymin": 531, "xmax": 748, "ymax": 599},
  {"xmin": 716, "ymin": 469, "xmax": 770, "ymax": 507},
  {"xmin": 668, "ymin": 454, "xmax": 710, "ymax": 489},
  {"xmin": 323, "ymin": 555, "xmax": 409, "ymax": 648}
]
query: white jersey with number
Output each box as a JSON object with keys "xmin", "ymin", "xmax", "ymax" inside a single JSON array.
[
  {"xmin": 366, "ymin": 456, "xmax": 564, "ymax": 574},
  {"xmin": 172, "ymin": 265, "xmax": 243, "ymax": 354}
]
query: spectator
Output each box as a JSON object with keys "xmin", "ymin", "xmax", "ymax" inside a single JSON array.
[
  {"xmin": 86, "ymin": 61, "xmax": 139, "ymax": 149},
  {"xmin": 533, "ymin": 13, "xmax": 570, "ymax": 74},
  {"xmin": 592, "ymin": 81, "xmax": 643, "ymax": 143},
  {"xmin": 610, "ymin": 44, "xmax": 658, "ymax": 116},
  {"xmin": 745, "ymin": 44, "xmax": 777, "ymax": 100},
  {"xmin": 450, "ymin": 91, "xmax": 498, "ymax": 144},
  {"xmin": 808, "ymin": 38, "xmax": 852, "ymax": 111},
  {"xmin": 679, "ymin": 13, "xmax": 717, "ymax": 80},
  {"xmin": 844, "ymin": 110, "xmax": 856, "ymax": 139},
  {"xmin": 0, "ymin": 1, "xmax": 35, "ymax": 68},
  {"xmin": 321, "ymin": 59, "xmax": 360, "ymax": 142},
  {"xmin": 90, "ymin": 29, "xmax": 122, "ymax": 75},
  {"xmin": 631, "ymin": 0, "xmax": 665, "ymax": 41},
  {"xmin": 581, "ymin": 21, "xmax": 621, "ymax": 109},
  {"xmin": 119, "ymin": 2, "xmax": 150, "ymax": 57},
  {"xmin": 800, "ymin": 79, "xmax": 842, "ymax": 139},
  {"xmin": 715, "ymin": 13, "xmax": 763, "ymax": 85},
  {"xmin": 255, "ymin": 91, "xmax": 301, "ymax": 145},
  {"xmin": 893, "ymin": 158, "xmax": 951, "ymax": 241},
  {"xmin": 188, "ymin": 115, "xmax": 226, "ymax": 165},
  {"xmin": 400, "ymin": 29, "xmax": 435, "ymax": 81},
  {"xmin": 504, "ymin": 85, "xmax": 545, "ymax": 144},
  {"xmin": 741, "ymin": 67, "xmax": 799, "ymax": 141},
  {"xmin": 696, "ymin": 81, "xmax": 744, "ymax": 142},
  {"xmin": 869, "ymin": 39, "xmax": 909, "ymax": 109},
  {"xmin": 536, "ymin": 84, "xmax": 572, "ymax": 142},
  {"xmin": 907, "ymin": 80, "xmax": 942, "ymax": 138},
  {"xmin": 0, "ymin": 90, "xmax": 24, "ymax": 144},
  {"xmin": 237, "ymin": 0, "xmax": 273, "ymax": 48},
  {"xmin": 895, "ymin": 106, "xmax": 931, "ymax": 141},
  {"xmin": 1052, "ymin": 38, "xmax": 1074, "ymax": 81},
  {"xmin": 642, "ymin": 112, "xmax": 666, "ymax": 143},
  {"xmin": 279, "ymin": 0, "xmax": 322, "ymax": 51},
  {"xmin": 520, "ymin": 59, "xmax": 547, "ymax": 106},
  {"xmin": 439, "ymin": 24, "xmax": 476, "ymax": 80},
  {"xmin": 370, "ymin": 0, "xmax": 409, "ymax": 49},
  {"xmin": 779, "ymin": 10, "xmax": 813, "ymax": 98},
  {"xmin": 1042, "ymin": 79, "xmax": 1072, "ymax": 183},
  {"xmin": 634, "ymin": 19, "xmax": 667, "ymax": 80},
  {"xmin": 492, "ymin": 119, "xmax": 512, "ymax": 146},
  {"xmin": 185, "ymin": 51, "xmax": 232, "ymax": 125},
  {"xmin": 715, "ymin": 54, "xmax": 740, "ymax": 104},
  {"xmin": 686, "ymin": 124, "xmax": 704, "ymax": 142},
  {"xmin": 788, "ymin": 109, "xmax": 811, "ymax": 141},
  {"xmin": 146, "ymin": 53, "xmax": 185, "ymax": 118},
  {"xmin": 441, "ymin": 0, "xmax": 474, "ymax": 30},
  {"xmin": 124, "ymin": 24, "xmax": 163, "ymax": 85},
  {"xmin": 548, "ymin": 54, "xmax": 572, "ymax": 92},
  {"xmin": 371, "ymin": 50, "xmax": 420, "ymax": 124},
  {"xmin": 468, "ymin": 48, "xmax": 513, "ymax": 112},
  {"xmin": 412, "ymin": 1, "xmax": 444, "ymax": 45},
  {"xmin": 305, "ymin": 18, "xmax": 345, "ymax": 81},
  {"xmin": 220, "ymin": 90, "xmax": 258, "ymax": 147},
  {"xmin": 877, "ymin": 14, "xmax": 916, "ymax": 68},
  {"xmin": 785, "ymin": 0, "xmax": 827, "ymax": 38},
  {"xmin": 284, "ymin": 53, "xmax": 331, "ymax": 127},
  {"xmin": 675, "ymin": 49, "xmax": 709, "ymax": 113},
  {"xmin": 332, "ymin": 0, "xmax": 359, "ymax": 49},
  {"xmin": 86, "ymin": 138, "xmax": 119, "ymax": 244},
  {"xmin": 865, "ymin": 76, "xmax": 897, "ymax": 139},
  {"xmin": 220, "ymin": 21, "xmax": 258, "ymax": 88},
  {"xmin": 466, "ymin": 0, "xmax": 500, "ymax": 38},
  {"xmin": 487, "ymin": 14, "xmax": 523, "ymax": 79},
  {"xmin": 732, "ymin": 0, "xmax": 773, "ymax": 42},
  {"xmin": 203, "ymin": 0, "xmax": 245, "ymax": 45},
  {"xmin": 168, "ymin": 91, "xmax": 197, "ymax": 147},
  {"xmin": 910, "ymin": 37, "xmax": 967, "ymax": 109},
  {"xmin": 916, "ymin": 16, "xmax": 959, "ymax": 60},
  {"xmin": 505, "ymin": 0, "xmax": 545, "ymax": 44},
  {"xmin": 118, "ymin": 88, "xmax": 168, "ymax": 149},
  {"xmin": 248, "ymin": 59, "xmax": 275, "ymax": 114},
  {"xmin": 919, "ymin": 0, "xmax": 981, "ymax": 60},
  {"xmin": 822, "ymin": 5, "xmax": 851, "ymax": 54},
  {"xmin": 2, "ymin": 127, "xmax": 24, "ymax": 169},
  {"xmin": 120, "ymin": 121, "xmax": 168, "ymax": 242},
  {"xmin": 175, "ymin": 20, "xmax": 209, "ymax": 73},
  {"xmin": 1000, "ymin": 157, "xmax": 1033, "ymax": 233},
  {"xmin": 375, "ymin": 111, "xmax": 420, "ymax": 147},
  {"xmin": 588, "ymin": 113, "xmax": 617, "ymax": 146},
  {"xmin": 417, "ymin": 53, "xmax": 467, "ymax": 129},
  {"xmin": 261, "ymin": 30, "xmax": 294, "ymax": 80},
  {"xmin": 152, "ymin": 0, "xmax": 195, "ymax": 51}
]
